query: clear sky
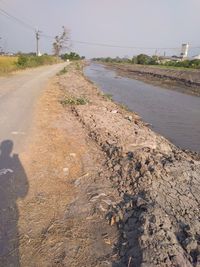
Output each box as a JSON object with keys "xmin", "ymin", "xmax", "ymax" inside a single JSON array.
[{"xmin": 0, "ymin": 0, "xmax": 200, "ymax": 58}]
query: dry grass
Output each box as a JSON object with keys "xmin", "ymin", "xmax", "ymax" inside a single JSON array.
[{"xmin": 0, "ymin": 56, "xmax": 18, "ymax": 75}]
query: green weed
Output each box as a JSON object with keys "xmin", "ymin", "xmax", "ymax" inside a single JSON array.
[
  {"xmin": 57, "ymin": 67, "xmax": 68, "ymax": 75},
  {"xmin": 60, "ymin": 96, "xmax": 89, "ymax": 106},
  {"xmin": 103, "ymin": 93, "xmax": 113, "ymax": 101}
]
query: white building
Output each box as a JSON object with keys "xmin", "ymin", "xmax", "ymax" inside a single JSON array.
[
  {"xmin": 180, "ymin": 43, "xmax": 189, "ymax": 58},
  {"xmin": 192, "ymin": 55, "xmax": 200, "ymax": 60}
]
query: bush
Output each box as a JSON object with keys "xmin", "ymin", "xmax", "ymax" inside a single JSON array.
[
  {"xmin": 16, "ymin": 55, "xmax": 59, "ymax": 69},
  {"xmin": 163, "ymin": 59, "xmax": 200, "ymax": 69},
  {"xmin": 17, "ymin": 55, "xmax": 28, "ymax": 67},
  {"xmin": 136, "ymin": 54, "xmax": 151, "ymax": 65},
  {"xmin": 57, "ymin": 67, "xmax": 68, "ymax": 75},
  {"xmin": 103, "ymin": 93, "xmax": 113, "ymax": 101},
  {"xmin": 61, "ymin": 52, "xmax": 84, "ymax": 61},
  {"xmin": 60, "ymin": 96, "xmax": 89, "ymax": 106}
]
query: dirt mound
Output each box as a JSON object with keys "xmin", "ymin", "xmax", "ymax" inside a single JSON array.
[{"xmin": 58, "ymin": 63, "xmax": 200, "ymax": 266}]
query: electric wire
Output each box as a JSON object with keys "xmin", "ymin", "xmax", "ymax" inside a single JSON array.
[
  {"xmin": 0, "ymin": 7, "xmax": 36, "ymax": 31},
  {"xmin": 0, "ymin": 6, "xmax": 200, "ymax": 52}
]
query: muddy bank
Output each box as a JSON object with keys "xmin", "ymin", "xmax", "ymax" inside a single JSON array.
[
  {"xmin": 56, "ymin": 62, "xmax": 200, "ymax": 267},
  {"xmin": 103, "ymin": 62, "xmax": 200, "ymax": 96}
]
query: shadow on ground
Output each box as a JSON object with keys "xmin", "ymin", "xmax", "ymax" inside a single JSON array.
[{"xmin": 0, "ymin": 140, "xmax": 28, "ymax": 267}]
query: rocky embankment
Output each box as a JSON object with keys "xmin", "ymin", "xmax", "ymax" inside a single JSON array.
[
  {"xmin": 104, "ymin": 63, "xmax": 200, "ymax": 96},
  {"xmin": 59, "ymin": 63, "xmax": 200, "ymax": 267}
]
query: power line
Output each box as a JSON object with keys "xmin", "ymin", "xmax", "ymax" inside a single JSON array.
[
  {"xmin": 40, "ymin": 33, "xmax": 54, "ymax": 39},
  {"xmin": 40, "ymin": 34, "xmax": 200, "ymax": 51},
  {"xmin": 72, "ymin": 40, "xmax": 179, "ymax": 50},
  {"xmin": 72, "ymin": 40, "xmax": 200, "ymax": 51},
  {"xmin": 0, "ymin": 7, "xmax": 43, "ymax": 55},
  {"xmin": 0, "ymin": 7, "xmax": 35, "ymax": 31},
  {"xmin": 0, "ymin": 6, "xmax": 200, "ymax": 53},
  {"xmin": 40, "ymin": 34, "xmax": 179, "ymax": 50}
]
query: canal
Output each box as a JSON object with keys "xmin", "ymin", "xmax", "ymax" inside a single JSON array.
[{"xmin": 84, "ymin": 63, "xmax": 200, "ymax": 152}]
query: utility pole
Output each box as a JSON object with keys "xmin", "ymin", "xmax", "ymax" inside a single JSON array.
[
  {"xmin": 0, "ymin": 37, "xmax": 2, "ymax": 54},
  {"xmin": 35, "ymin": 30, "xmax": 41, "ymax": 56}
]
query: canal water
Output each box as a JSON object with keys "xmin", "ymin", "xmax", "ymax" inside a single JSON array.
[{"xmin": 84, "ymin": 63, "xmax": 200, "ymax": 152}]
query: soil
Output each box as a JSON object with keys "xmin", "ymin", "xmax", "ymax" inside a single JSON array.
[
  {"xmin": 103, "ymin": 62, "xmax": 200, "ymax": 97},
  {"xmin": 14, "ymin": 62, "xmax": 200, "ymax": 267},
  {"xmin": 17, "ymin": 72, "xmax": 119, "ymax": 267}
]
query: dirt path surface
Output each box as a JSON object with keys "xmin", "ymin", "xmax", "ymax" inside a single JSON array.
[
  {"xmin": 1, "ymin": 62, "xmax": 200, "ymax": 267},
  {"xmin": 104, "ymin": 62, "xmax": 200, "ymax": 96},
  {"xmin": 0, "ymin": 63, "xmax": 66, "ymax": 152},
  {"xmin": 17, "ymin": 72, "xmax": 120, "ymax": 267}
]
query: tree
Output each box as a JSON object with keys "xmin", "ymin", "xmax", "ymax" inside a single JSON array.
[
  {"xmin": 136, "ymin": 54, "xmax": 151, "ymax": 65},
  {"xmin": 61, "ymin": 52, "xmax": 82, "ymax": 61},
  {"xmin": 53, "ymin": 26, "xmax": 70, "ymax": 56},
  {"xmin": 149, "ymin": 55, "xmax": 159, "ymax": 65}
]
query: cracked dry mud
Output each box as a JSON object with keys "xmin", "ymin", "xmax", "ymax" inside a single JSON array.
[{"xmin": 17, "ymin": 62, "xmax": 200, "ymax": 267}]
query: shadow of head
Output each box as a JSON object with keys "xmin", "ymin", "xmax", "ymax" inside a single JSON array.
[
  {"xmin": 0, "ymin": 140, "xmax": 13, "ymax": 157},
  {"xmin": 0, "ymin": 139, "xmax": 29, "ymax": 197}
]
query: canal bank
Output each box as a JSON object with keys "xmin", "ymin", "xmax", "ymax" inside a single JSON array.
[
  {"xmin": 55, "ymin": 62, "xmax": 200, "ymax": 266},
  {"xmin": 103, "ymin": 62, "xmax": 200, "ymax": 96}
]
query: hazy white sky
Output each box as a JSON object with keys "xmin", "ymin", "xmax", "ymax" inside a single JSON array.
[{"xmin": 0, "ymin": 0, "xmax": 200, "ymax": 58}]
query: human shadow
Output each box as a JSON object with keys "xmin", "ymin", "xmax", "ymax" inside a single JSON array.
[{"xmin": 0, "ymin": 140, "xmax": 29, "ymax": 267}]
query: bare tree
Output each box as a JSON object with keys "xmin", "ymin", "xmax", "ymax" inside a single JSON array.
[{"xmin": 53, "ymin": 26, "xmax": 70, "ymax": 56}]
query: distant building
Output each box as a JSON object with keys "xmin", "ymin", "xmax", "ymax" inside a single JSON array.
[
  {"xmin": 158, "ymin": 56, "xmax": 181, "ymax": 64},
  {"xmin": 192, "ymin": 55, "xmax": 200, "ymax": 60},
  {"xmin": 180, "ymin": 43, "xmax": 189, "ymax": 58}
]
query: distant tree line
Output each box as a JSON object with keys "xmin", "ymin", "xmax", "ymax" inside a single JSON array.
[
  {"xmin": 61, "ymin": 52, "xmax": 85, "ymax": 61},
  {"xmin": 93, "ymin": 54, "xmax": 159, "ymax": 65},
  {"xmin": 93, "ymin": 54, "xmax": 200, "ymax": 69},
  {"xmin": 162, "ymin": 59, "xmax": 200, "ymax": 69}
]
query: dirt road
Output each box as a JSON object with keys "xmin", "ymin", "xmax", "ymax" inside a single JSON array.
[
  {"xmin": 0, "ymin": 63, "xmax": 118, "ymax": 267},
  {"xmin": 0, "ymin": 63, "xmax": 66, "ymax": 152}
]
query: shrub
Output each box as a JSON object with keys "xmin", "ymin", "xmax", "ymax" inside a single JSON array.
[
  {"xmin": 57, "ymin": 67, "xmax": 68, "ymax": 75},
  {"xmin": 16, "ymin": 55, "xmax": 59, "ymax": 69},
  {"xmin": 61, "ymin": 52, "xmax": 84, "ymax": 61},
  {"xmin": 103, "ymin": 93, "xmax": 113, "ymax": 101},
  {"xmin": 136, "ymin": 54, "xmax": 151, "ymax": 65},
  {"xmin": 60, "ymin": 96, "xmax": 89, "ymax": 106},
  {"xmin": 163, "ymin": 59, "xmax": 200, "ymax": 69},
  {"xmin": 16, "ymin": 55, "xmax": 29, "ymax": 67}
]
